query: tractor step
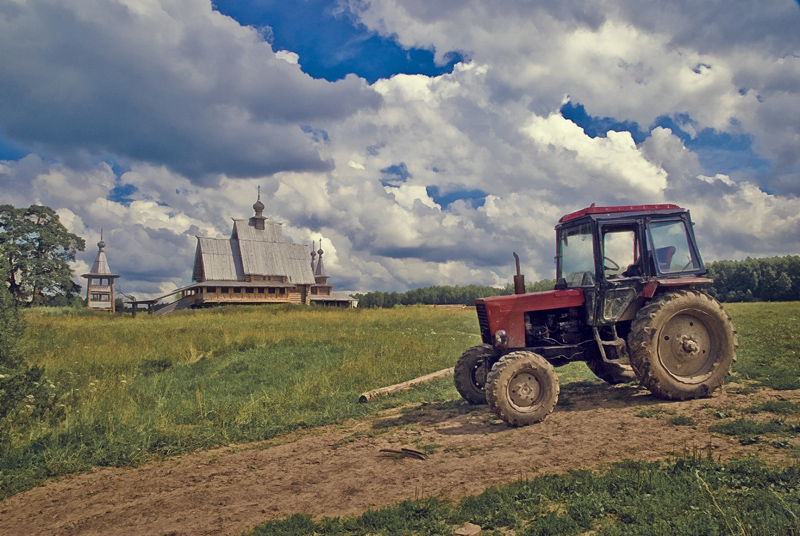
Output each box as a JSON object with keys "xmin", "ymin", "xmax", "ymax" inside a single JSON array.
[{"xmin": 593, "ymin": 327, "xmax": 630, "ymax": 364}]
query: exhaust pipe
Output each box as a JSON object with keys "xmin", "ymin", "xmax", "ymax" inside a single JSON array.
[{"xmin": 513, "ymin": 252, "xmax": 525, "ymax": 294}]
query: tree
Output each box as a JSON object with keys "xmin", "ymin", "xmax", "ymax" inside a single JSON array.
[{"xmin": 0, "ymin": 204, "xmax": 85, "ymax": 305}]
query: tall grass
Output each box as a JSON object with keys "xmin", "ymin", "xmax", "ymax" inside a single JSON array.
[
  {"xmin": 2, "ymin": 305, "xmax": 480, "ymax": 498},
  {"xmin": 4, "ymin": 301, "xmax": 799, "ymax": 501}
]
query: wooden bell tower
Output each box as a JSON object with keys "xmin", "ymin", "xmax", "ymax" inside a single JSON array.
[{"xmin": 81, "ymin": 232, "xmax": 120, "ymax": 312}]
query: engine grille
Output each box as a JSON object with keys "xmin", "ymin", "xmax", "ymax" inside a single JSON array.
[{"xmin": 476, "ymin": 303, "xmax": 491, "ymax": 344}]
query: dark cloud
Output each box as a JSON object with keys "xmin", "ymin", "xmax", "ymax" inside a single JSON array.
[
  {"xmin": 617, "ymin": 0, "xmax": 800, "ymax": 56},
  {"xmin": 0, "ymin": 0, "xmax": 380, "ymax": 183}
]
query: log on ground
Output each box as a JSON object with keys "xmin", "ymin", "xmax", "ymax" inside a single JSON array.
[{"xmin": 359, "ymin": 367, "xmax": 455, "ymax": 403}]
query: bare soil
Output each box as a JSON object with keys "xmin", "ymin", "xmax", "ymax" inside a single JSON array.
[{"xmin": 2, "ymin": 383, "xmax": 798, "ymax": 536}]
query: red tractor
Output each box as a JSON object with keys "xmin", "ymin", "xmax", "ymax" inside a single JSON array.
[{"xmin": 455, "ymin": 204, "xmax": 737, "ymax": 426}]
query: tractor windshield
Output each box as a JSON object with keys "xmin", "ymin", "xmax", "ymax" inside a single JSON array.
[
  {"xmin": 558, "ymin": 222, "xmax": 595, "ymax": 287},
  {"xmin": 648, "ymin": 220, "xmax": 701, "ymax": 274}
]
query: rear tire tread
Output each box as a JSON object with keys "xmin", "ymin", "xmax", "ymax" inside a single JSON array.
[
  {"xmin": 454, "ymin": 345, "xmax": 492, "ymax": 405},
  {"xmin": 628, "ymin": 290, "xmax": 737, "ymax": 400}
]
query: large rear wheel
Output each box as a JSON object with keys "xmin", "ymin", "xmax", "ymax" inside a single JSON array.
[
  {"xmin": 485, "ymin": 351, "xmax": 559, "ymax": 426},
  {"xmin": 628, "ymin": 290, "xmax": 737, "ymax": 400},
  {"xmin": 454, "ymin": 345, "xmax": 492, "ymax": 405}
]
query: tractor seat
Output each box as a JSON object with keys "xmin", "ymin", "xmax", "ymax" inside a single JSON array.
[{"xmin": 655, "ymin": 246, "xmax": 676, "ymax": 272}]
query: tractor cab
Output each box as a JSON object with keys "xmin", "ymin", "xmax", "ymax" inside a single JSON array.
[{"xmin": 555, "ymin": 204, "xmax": 710, "ymax": 327}]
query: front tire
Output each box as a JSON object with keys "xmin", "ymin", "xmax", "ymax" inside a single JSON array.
[
  {"xmin": 485, "ymin": 351, "xmax": 559, "ymax": 426},
  {"xmin": 628, "ymin": 290, "xmax": 737, "ymax": 400},
  {"xmin": 454, "ymin": 345, "xmax": 492, "ymax": 405}
]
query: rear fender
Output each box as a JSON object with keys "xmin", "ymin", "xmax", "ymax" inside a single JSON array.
[{"xmin": 641, "ymin": 277, "xmax": 713, "ymax": 298}]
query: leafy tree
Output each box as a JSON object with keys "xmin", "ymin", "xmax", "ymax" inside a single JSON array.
[
  {"xmin": 706, "ymin": 256, "xmax": 800, "ymax": 302},
  {"xmin": 0, "ymin": 204, "xmax": 85, "ymax": 305},
  {"xmin": 353, "ymin": 283, "xmax": 516, "ymax": 308}
]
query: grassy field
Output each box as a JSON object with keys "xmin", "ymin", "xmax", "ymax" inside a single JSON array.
[
  {"xmin": 2, "ymin": 305, "xmax": 483, "ymax": 498},
  {"xmin": 3, "ymin": 301, "xmax": 800, "ymax": 534}
]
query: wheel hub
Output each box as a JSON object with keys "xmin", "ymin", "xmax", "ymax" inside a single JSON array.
[
  {"xmin": 659, "ymin": 313, "xmax": 716, "ymax": 378},
  {"xmin": 680, "ymin": 336, "xmax": 700, "ymax": 355},
  {"xmin": 508, "ymin": 371, "xmax": 540, "ymax": 408},
  {"xmin": 473, "ymin": 362, "xmax": 487, "ymax": 388}
]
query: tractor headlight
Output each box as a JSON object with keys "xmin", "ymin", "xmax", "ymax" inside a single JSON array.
[{"xmin": 493, "ymin": 330, "xmax": 508, "ymax": 349}]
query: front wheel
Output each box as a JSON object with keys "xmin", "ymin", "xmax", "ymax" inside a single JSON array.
[
  {"xmin": 628, "ymin": 290, "xmax": 737, "ymax": 400},
  {"xmin": 454, "ymin": 345, "xmax": 492, "ymax": 405},
  {"xmin": 485, "ymin": 351, "xmax": 559, "ymax": 426}
]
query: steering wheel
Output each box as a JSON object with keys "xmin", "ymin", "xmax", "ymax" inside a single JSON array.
[{"xmin": 603, "ymin": 256, "xmax": 620, "ymax": 272}]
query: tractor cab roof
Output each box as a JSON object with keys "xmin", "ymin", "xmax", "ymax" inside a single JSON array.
[{"xmin": 557, "ymin": 204, "xmax": 685, "ymax": 226}]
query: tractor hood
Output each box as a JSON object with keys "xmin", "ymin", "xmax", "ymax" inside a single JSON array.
[{"xmin": 475, "ymin": 289, "xmax": 585, "ymax": 349}]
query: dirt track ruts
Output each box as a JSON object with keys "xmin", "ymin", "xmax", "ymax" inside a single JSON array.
[{"xmin": 1, "ymin": 384, "xmax": 796, "ymax": 536}]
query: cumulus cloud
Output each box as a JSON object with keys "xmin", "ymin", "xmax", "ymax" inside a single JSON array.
[
  {"xmin": 1, "ymin": 0, "xmax": 800, "ymax": 298},
  {"xmin": 0, "ymin": 0, "xmax": 380, "ymax": 183},
  {"xmin": 347, "ymin": 0, "xmax": 800, "ymax": 190}
]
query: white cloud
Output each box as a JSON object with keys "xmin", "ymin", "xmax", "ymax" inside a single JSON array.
[
  {"xmin": 2, "ymin": 0, "xmax": 800, "ymax": 298},
  {"xmin": 0, "ymin": 0, "xmax": 380, "ymax": 182},
  {"xmin": 275, "ymin": 50, "xmax": 299, "ymax": 64},
  {"xmin": 522, "ymin": 114, "xmax": 667, "ymax": 196}
]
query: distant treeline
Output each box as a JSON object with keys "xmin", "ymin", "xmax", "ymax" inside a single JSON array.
[
  {"xmin": 353, "ymin": 256, "xmax": 800, "ymax": 307},
  {"xmin": 705, "ymin": 256, "xmax": 800, "ymax": 303},
  {"xmin": 352, "ymin": 280, "xmax": 555, "ymax": 309}
]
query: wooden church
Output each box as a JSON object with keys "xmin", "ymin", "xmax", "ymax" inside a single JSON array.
[
  {"xmin": 187, "ymin": 193, "xmax": 316, "ymax": 305},
  {"xmin": 142, "ymin": 193, "xmax": 356, "ymax": 311}
]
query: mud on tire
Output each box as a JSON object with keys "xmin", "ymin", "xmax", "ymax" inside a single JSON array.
[
  {"xmin": 628, "ymin": 290, "xmax": 737, "ymax": 400},
  {"xmin": 485, "ymin": 351, "xmax": 559, "ymax": 426},
  {"xmin": 454, "ymin": 345, "xmax": 492, "ymax": 405}
]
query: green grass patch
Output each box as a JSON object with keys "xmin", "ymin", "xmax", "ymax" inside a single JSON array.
[
  {"xmin": 668, "ymin": 415, "xmax": 697, "ymax": 426},
  {"xmin": 246, "ymin": 457, "xmax": 800, "ymax": 536},
  {"xmin": 3, "ymin": 305, "xmax": 480, "ymax": 498},
  {"xmin": 709, "ymin": 418, "xmax": 800, "ymax": 445},
  {"xmin": 635, "ymin": 407, "xmax": 673, "ymax": 419},
  {"xmin": 709, "ymin": 418, "xmax": 795, "ymax": 436},
  {"xmin": 726, "ymin": 302, "xmax": 800, "ymax": 390},
  {"xmin": 745, "ymin": 400, "xmax": 800, "ymax": 415}
]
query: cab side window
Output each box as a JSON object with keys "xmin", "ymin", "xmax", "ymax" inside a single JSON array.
[{"xmin": 602, "ymin": 228, "xmax": 639, "ymax": 279}]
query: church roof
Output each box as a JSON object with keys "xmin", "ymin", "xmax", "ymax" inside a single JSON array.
[
  {"xmin": 232, "ymin": 219, "xmax": 284, "ymax": 242},
  {"xmin": 310, "ymin": 291, "xmax": 357, "ymax": 303},
  {"xmin": 314, "ymin": 250, "xmax": 326, "ymax": 278},
  {"xmin": 194, "ymin": 237, "xmax": 244, "ymax": 281},
  {"xmin": 192, "ymin": 206, "xmax": 315, "ymax": 285},
  {"xmin": 82, "ymin": 238, "xmax": 119, "ymax": 278}
]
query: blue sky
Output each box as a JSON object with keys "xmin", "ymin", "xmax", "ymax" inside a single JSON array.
[
  {"xmin": 212, "ymin": 0, "xmax": 464, "ymax": 83},
  {"xmin": 1, "ymin": 0, "xmax": 799, "ymax": 297}
]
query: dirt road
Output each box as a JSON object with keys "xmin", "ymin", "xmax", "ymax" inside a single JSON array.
[{"xmin": 1, "ymin": 383, "xmax": 796, "ymax": 536}]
